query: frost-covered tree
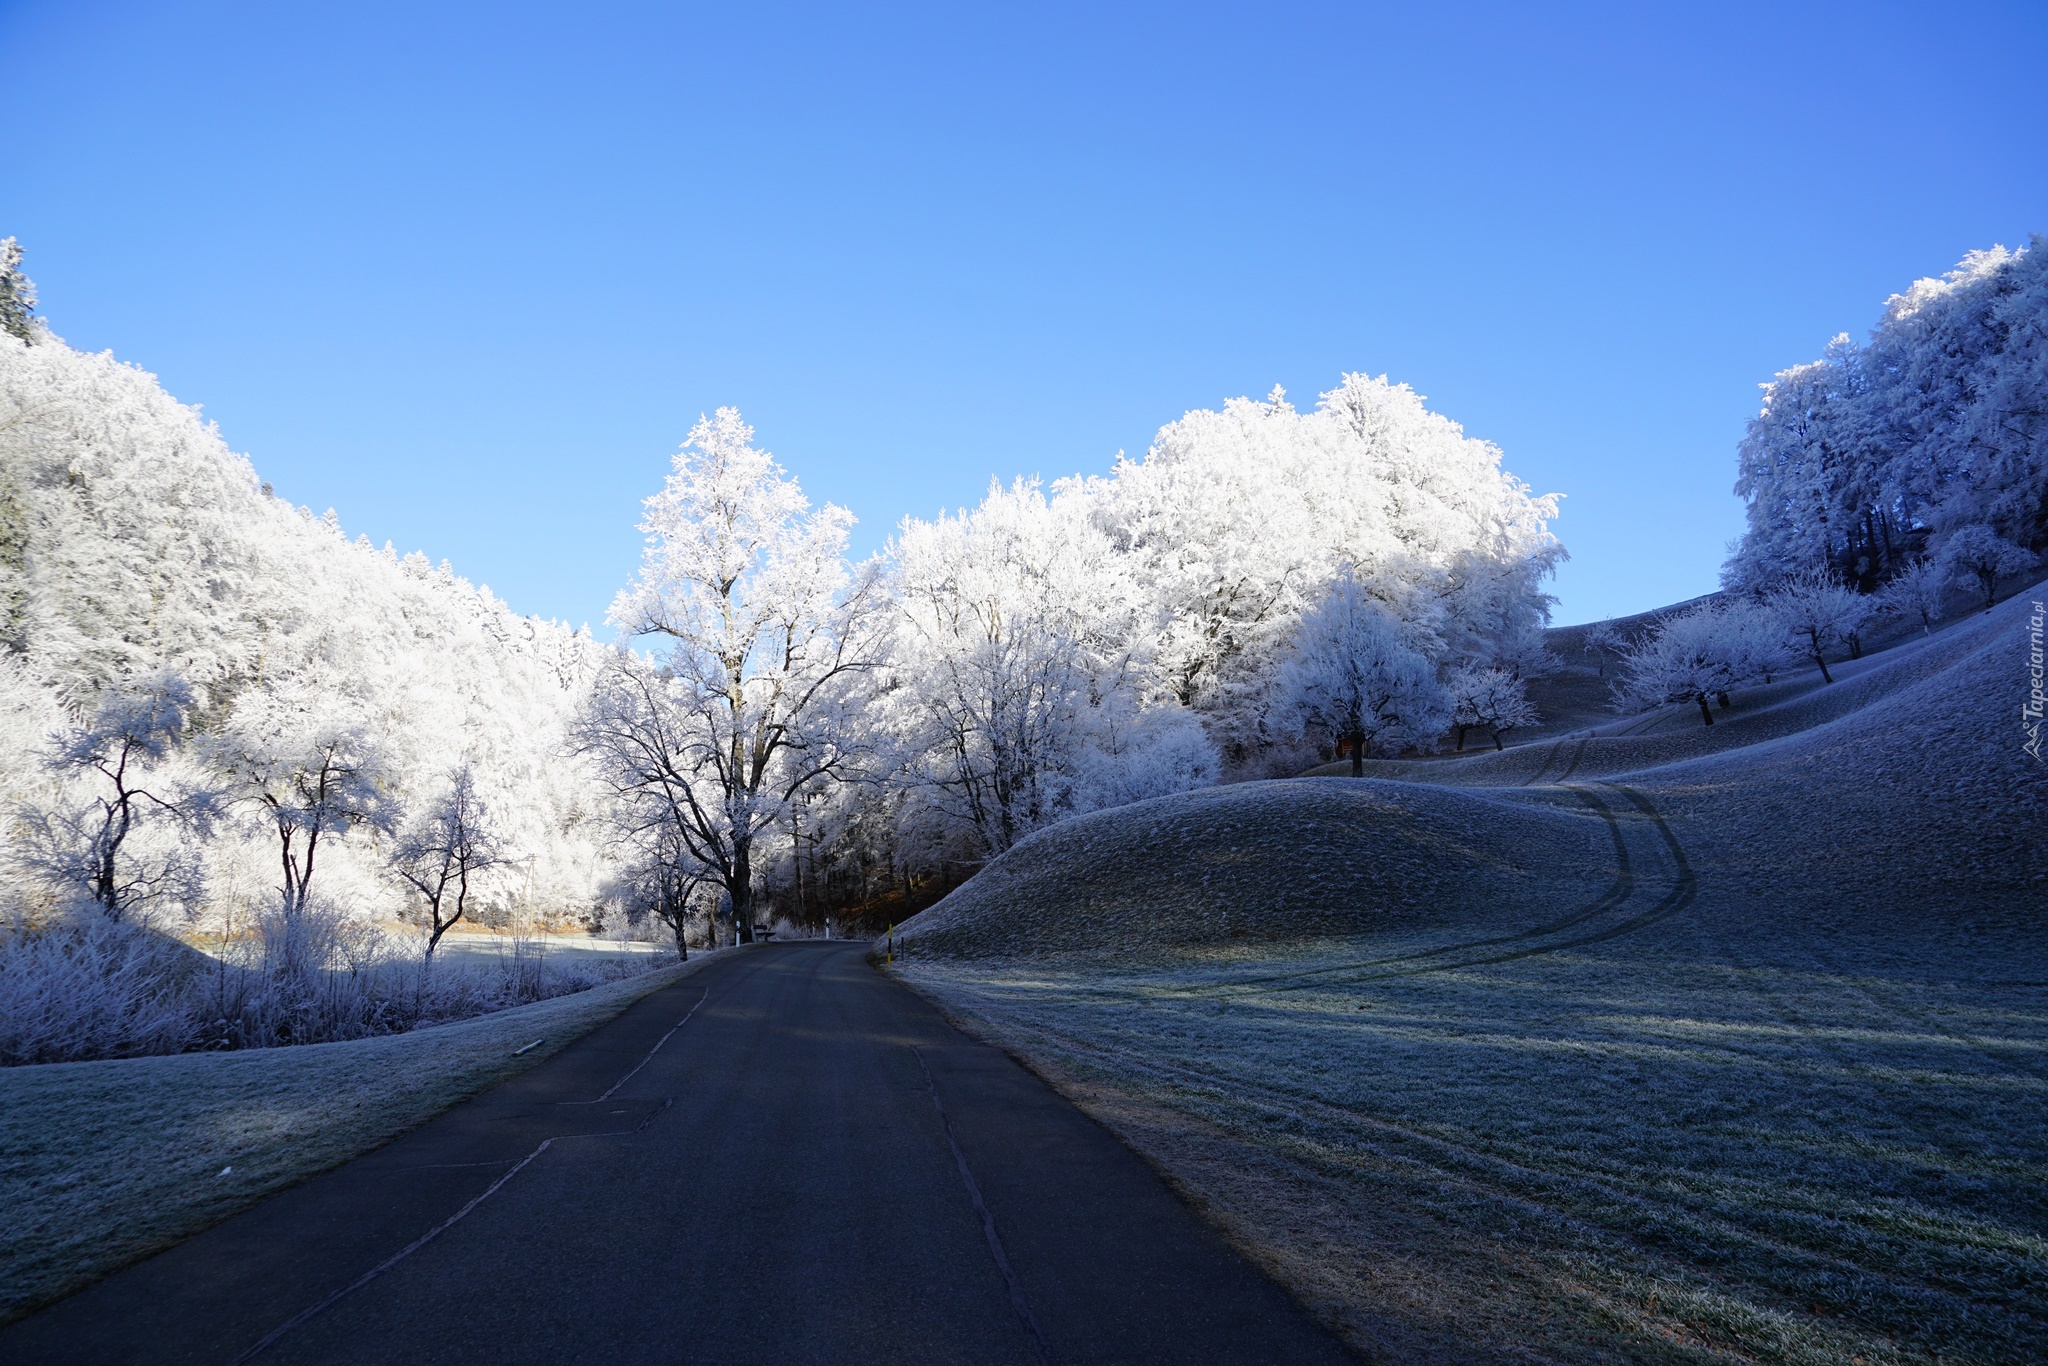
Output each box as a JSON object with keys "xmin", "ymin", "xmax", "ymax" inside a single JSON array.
[
  {"xmin": 1616, "ymin": 601, "xmax": 1784, "ymax": 727},
  {"xmin": 1280, "ymin": 572, "xmax": 1450, "ymax": 775},
  {"xmin": 1768, "ymin": 569, "xmax": 1874, "ymax": 684},
  {"xmin": 390, "ymin": 764, "xmax": 505, "ymax": 959},
  {"xmin": 600, "ymin": 409, "xmax": 882, "ymax": 941},
  {"xmin": 1, "ymin": 325, "xmax": 616, "ymax": 941},
  {"xmin": 17, "ymin": 673, "xmax": 207, "ymax": 920},
  {"xmin": 209, "ymin": 715, "xmax": 395, "ymax": 922},
  {"xmin": 0, "ymin": 238, "xmax": 41, "ymax": 344},
  {"xmin": 1877, "ymin": 557, "xmax": 1949, "ymax": 635},
  {"xmin": 576, "ymin": 657, "xmax": 711, "ymax": 937},
  {"xmin": 884, "ymin": 478, "xmax": 1210, "ymax": 860},
  {"xmin": 1727, "ymin": 239, "xmax": 2048, "ymax": 590},
  {"xmin": 1447, "ymin": 665, "xmax": 1539, "ymax": 751},
  {"xmin": 1079, "ymin": 375, "xmax": 1559, "ymax": 764},
  {"xmin": 1935, "ymin": 524, "xmax": 2037, "ymax": 613},
  {"xmin": 603, "ymin": 823, "xmax": 709, "ymax": 960},
  {"xmin": 889, "ymin": 484, "xmax": 1103, "ymax": 854},
  {"xmin": 1580, "ymin": 622, "xmax": 1622, "ymax": 678}
]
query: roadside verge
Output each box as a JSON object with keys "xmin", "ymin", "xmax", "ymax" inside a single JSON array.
[{"xmin": 0, "ymin": 950, "xmax": 726, "ymax": 1326}]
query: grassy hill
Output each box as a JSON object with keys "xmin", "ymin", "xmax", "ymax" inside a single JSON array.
[
  {"xmin": 889, "ymin": 581, "xmax": 2048, "ymax": 1365},
  {"xmin": 894, "ymin": 780, "xmax": 1611, "ymax": 958}
]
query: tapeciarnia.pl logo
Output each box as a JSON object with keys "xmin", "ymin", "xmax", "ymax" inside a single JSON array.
[{"xmin": 2026, "ymin": 600, "xmax": 2045, "ymax": 762}]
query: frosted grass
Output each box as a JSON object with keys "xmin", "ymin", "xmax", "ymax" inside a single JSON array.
[{"xmin": 903, "ymin": 928, "xmax": 2048, "ymax": 1363}]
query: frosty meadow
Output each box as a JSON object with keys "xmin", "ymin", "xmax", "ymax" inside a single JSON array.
[{"xmin": 2, "ymin": 234, "xmax": 2047, "ymax": 1364}]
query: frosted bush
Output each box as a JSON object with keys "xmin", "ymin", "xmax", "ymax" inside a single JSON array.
[
  {"xmin": 0, "ymin": 911, "xmax": 199, "ymax": 1064},
  {"xmin": 0, "ymin": 895, "xmax": 655, "ymax": 1064},
  {"xmin": 192, "ymin": 901, "xmax": 648, "ymax": 1050}
]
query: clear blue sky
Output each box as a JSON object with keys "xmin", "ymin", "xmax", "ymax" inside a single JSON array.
[{"xmin": 4, "ymin": 2, "xmax": 2045, "ymax": 628}]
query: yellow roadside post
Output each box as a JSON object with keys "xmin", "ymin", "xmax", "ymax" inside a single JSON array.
[{"xmin": 887, "ymin": 923, "xmax": 894, "ymax": 965}]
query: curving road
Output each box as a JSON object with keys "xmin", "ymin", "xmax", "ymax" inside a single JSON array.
[{"xmin": 3, "ymin": 942, "xmax": 1353, "ymax": 1365}]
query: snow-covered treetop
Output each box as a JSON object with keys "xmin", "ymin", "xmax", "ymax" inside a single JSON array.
[
  {"xmin": 610, "ymin": 407, "xmax": 859, "ymax": 688},
  {"xmin": 1726, "ymin": 236, "xmax": 2047, "ymax": 591}
]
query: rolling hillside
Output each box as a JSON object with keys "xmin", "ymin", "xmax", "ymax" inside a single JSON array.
[{"xmin": 890, "ymin": 581, "xmax": 2048, "ymax": 1365}]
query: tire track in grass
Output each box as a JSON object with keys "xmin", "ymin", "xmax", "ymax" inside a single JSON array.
[
  {"xmin": 1174, "ymin": 787, "xmax": 1636, "ymax": 996},
  {"xmin": 1616, "ymin": 706, "xmax": 1680, "ymax": 738},
  {"xmin": 1520, "ymin": 735, "xmax": 1570, "ymax": 787},
  {"xmin": 1553, "ymin": 735, "xmax": 1591, "ymax": 781},
  {"xmin": 1182, "ymin": 783, "xmax": 1699, "ymax": 997}
]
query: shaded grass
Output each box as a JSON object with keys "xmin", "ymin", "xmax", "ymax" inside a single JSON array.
[{"xmin": 0, "ymin": 953, "xmax": 717, "ymax": 1325}]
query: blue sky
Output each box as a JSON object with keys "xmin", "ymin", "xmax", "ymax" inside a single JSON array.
[{"xmin": 3, "ymin": 1, "xmax": 2045, "ymax": 628}]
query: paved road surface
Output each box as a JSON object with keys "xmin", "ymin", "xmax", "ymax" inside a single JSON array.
[{"xmin": 4, "ymin": 942, "xmax": 1354, "ymax": 1364}]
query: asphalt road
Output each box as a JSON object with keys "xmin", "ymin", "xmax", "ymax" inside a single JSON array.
[{"xmin": 4, "ymin": 942, "xmax": 1355, "ymax": 1364}]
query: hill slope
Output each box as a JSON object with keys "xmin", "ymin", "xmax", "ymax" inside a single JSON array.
[
  {"xmin": 897, "ymin": 780, "xmax": 1611, "ymax": 958},
  {"xmin": 0, "ymin": 328, "xmax": 612, "ymax": 923},
  {"xmin": 889, "ymin": 581, "xmax": 2048, "ymax": 1366},
  {"xmin": 900, "ymin": 581, "xmax": 2047, "ymax": 961}
]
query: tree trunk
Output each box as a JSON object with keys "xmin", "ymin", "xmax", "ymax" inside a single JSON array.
[
  {"xmin": 1492, "ymin": 731, "xmax": 1504, "ymax": 751},
  {"xmin": 1696, "ymin": 693, "xmax": 1714, "ymax": 727},
  {"xmin": 1454, "ymin": 725, "xmax": 1468, "ymax": 752},
  {"xmin": 1349, "ymin": 735, "xmax": 1365, "ymax": 778},
  {"xmin": 731, "ymin": 840, "xmax": 755, "ymax": 944},
  {"xmin": 791, "ymin": 808, "xmax": 808, "ymax": 920},
  {"xmin": 1812, "ymin": 650, "xmax": 1834, "ymax": 684}
]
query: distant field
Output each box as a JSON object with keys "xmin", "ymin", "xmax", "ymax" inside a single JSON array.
[
  {"xmin": 0, "ymin": 953, "xmax": 722, "ymax": 1326},
  {"xmin": 893, "ymin": 587, "xmax": 2048, "ymax": 1364},
  {"xmin": 431, "ymin": 928, "xmax": 674, "ymax": 964}
]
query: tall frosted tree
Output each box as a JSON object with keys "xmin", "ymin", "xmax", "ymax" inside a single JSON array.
[{"xmin": 596, "ymin": 408, "xmax": 882, "ymax": 942}]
